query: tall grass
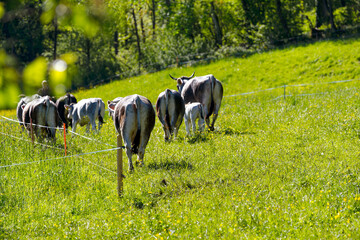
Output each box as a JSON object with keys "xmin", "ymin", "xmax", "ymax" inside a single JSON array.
[{"xmin": 1, "ymin": 38, "xmax": 360, "ymax": 238}]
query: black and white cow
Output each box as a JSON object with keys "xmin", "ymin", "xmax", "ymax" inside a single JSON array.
[
  {"xmin": 65, "ymin": 98, "xmax": 105, "ymax": 133},
  {"xmin": 156, "ymin": 89, "xmax": 185, "ymax": 141},
  {"xmin": 108, "ymin": 94, "xmax": 155, "ymax": 171},
  {"xmin": 56, "ymin": 93, "xmax": 77, "ymax": 130},
  {"xmin": 170, "ymin": 72, "xmax": 223, "ymax": 131}
]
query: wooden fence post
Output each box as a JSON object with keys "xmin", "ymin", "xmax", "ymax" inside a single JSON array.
[{"xmin": 117, "ymin": 134, "xmax": 123, "ymax": 197}]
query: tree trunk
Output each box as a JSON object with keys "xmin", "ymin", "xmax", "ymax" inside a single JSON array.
[
  {"xmin": 327, "ymin": 0, "xmax": 337, "ymax": 31},
  {"xmin": 131, "ymin": 8, "xmax": 142, "ymax": 72},
  {"xmin": 241, "ymin": 0, "xmax": 252, "ymax": 25},
  {"xmin": 140, "ymin": 7, "xmax": 146, "ymax": 43},
  {"xmin": 53, "ymin": 16, "xmax": 58, "ymax": 61},
  {"xmin": 85, "ymin": 38, "xmax": 91, "ymax": 68},
  {"xmin": 114, "ymin": 30, "xmax": 119, "ymax": 55},
  {"xmin": 152, "ymin": 0, "xmax": 156, "ymax": 40},
  {"xmin": 316, "ymin": 0, "xmax": 337, "ymax": 30},
  {"xmin": 210, "ymin": 2, "xmax": 223, "ymax": 47},
  {"xmin": 275, "ymin": 0, "xmax": 290, "ymax": 38}
]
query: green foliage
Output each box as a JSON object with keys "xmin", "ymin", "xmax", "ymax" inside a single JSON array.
[{"xmin": 2, "ymin": 0, "xmax": 360, "ymax": 110}]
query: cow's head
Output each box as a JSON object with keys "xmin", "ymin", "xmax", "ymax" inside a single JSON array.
[
  {"xmin": 169, "ymin": 71, "xmax": 195, "ymax": 93},
  {"xmin": 64, "ymin": 103, "xmax": 75, "ymax": 120},
  {"xmin": 107, "ymin": 100, "xmax": 116, "ymax": 119}
]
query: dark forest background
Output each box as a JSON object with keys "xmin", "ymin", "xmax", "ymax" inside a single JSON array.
[{"xmin": 1, "ymin": 0, "xmax": 360, "ymax": 105}]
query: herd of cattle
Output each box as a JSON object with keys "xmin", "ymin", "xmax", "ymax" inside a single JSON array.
[{"xmin": 15, "ymin": 73, "xmax": 223, "ymax": 171}]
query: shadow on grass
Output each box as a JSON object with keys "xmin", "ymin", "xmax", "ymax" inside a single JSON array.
[
  {"xmin": 186, "ymin": 133, "xmax": 210, "ymax": 144},
  {"xmin": 147, "ymin": 159, "xmax": 193, "ymax": 171},
  {"xmin": 216, "ymin": 127, "xmax": 256, "ymax": 136}
]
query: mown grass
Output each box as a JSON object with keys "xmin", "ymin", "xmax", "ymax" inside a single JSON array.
[{"xmin": 1, "ymin": 38, "xmax": 360, "ymax": 238}]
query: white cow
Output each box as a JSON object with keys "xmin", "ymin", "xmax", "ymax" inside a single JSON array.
[
  {"xmin": 184, "ymin": 102, "xmax": 205, "ymax": 136},
  {"xmin": 65, "ymin": 98, "xmax": 105, "ymax": 133}
]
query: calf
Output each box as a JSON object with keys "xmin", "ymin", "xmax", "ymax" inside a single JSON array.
[
  {"xmin": 156, "ymin": 89, "xmax": 185, "ymax": 141},
  {"xmin": 56, "ymin": 93, "xmax": 77, "ymax": 130},
  {"xmin": 22, "ymin": 96, "xmax": 60, "ymax": 140},
  {"xmin": 184, "ymin": 102, "xmax": 205, "ymax": 136},
  {"xmin": 108, "ymin": 94, "xmax": 155, "ymax": 171},
  {"xmin": 65, "ymin": 98, "xmax": 105, "ymax": 133}
]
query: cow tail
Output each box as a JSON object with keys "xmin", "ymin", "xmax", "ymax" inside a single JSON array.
[
  {"xmin": 28, "ymin": 104, "xmax": 35, "ymax": 136},
  {"xmin": 132, "ymin": 96, "xmax": 142, "ymax": 154},
  {"xmin": 44, "ymin": 97, "xmax": 50, "ymax": 127},
  {"xmin": 164, "ymin": 89, "xmax": 171, "ymax": 131},
  {"xmin": 199, "ymin": 104, "xmax": 204, "ymax": 120},
  {"xmin": 43, "ymin": 97, "xmax": 51, "ymax": 137},
  {"xmin": 98, "ymin": 99, "xmax": 104, "ymax": 124},
  {"xmin": 207, "ymin": 77, "xmax": 215, "ymax": 119}
]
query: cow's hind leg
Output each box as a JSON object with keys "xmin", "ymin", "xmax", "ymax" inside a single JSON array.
[
  {"xmin": 137, "ymin": 130, "xmax": 152, "ymax": 167},
  {"xmin": 185, "ymin": 117, "xmax": 191, "ymax": 136},
  {"xmin": 124, "ymin": 140, "xmax": 134, "ymax": 171},
  {"xmin": 191, "ymin": 115, "xmax": 197, "ymax": 134},
  {"xmin": 209, "ymin": 103, "xmax": 221, "ymax": 131},
  {"xmin": 203, "ymin": 105, "xmax": 211, "ymax": 130}
]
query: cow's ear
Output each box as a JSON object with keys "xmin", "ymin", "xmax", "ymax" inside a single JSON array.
[
  {"xmin": 108, "ymin": 104, "xmax": 115, "ymax": 110},
  {"xmin": 177, "ymin": 79, "xmax": 183, "ymax": 85},
  {"xmin": 21, "ymin": 104, "xmax": 25, "ymax": 110},
  {"xmin": 107, "ymin": 100, "xmax": 111, "ymax": 105}
]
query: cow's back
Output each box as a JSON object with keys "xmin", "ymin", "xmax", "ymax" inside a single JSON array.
[
  {"xmin": 115, "ymin": 95, "xmax": 155, "ymax": 148},
  {"xmin": 183, "ymin": 74, "xmax": 223, "ymax": 117}
]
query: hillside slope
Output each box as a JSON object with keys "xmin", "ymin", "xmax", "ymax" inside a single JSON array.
[
  {"xmin": 1, "ymin": 38, "xmax": 360, "ymax": 239},
  {"xmin": 75, "ymin": 38, "xmax": 360, "ymax": 104}
]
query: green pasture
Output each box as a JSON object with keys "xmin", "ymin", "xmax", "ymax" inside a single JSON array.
[{"xmin": 2, "ymin": 38, "xmax": 360, "ymax": 238}]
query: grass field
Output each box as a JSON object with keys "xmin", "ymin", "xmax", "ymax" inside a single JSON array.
[{"xmin": 2, "ymin": 38, "xmax": 360, "ymax": 238}]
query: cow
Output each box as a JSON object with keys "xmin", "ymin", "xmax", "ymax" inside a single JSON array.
[
  {"xmin": 170, "ymin": 72, "xmax": 223, "ymax": 131},
  {"xmin": 16, "ymin": 94, "xmax": 41, "ymax": 130},
  {"xmin": 22, "ymin": 96, "xmax": 60, "ymax": 140},
  {"xmin": 156, "ymin": 89, "xmax": 185, "ymax": 141},
  {"xmin": 184, "ymin": 102, "xmax": 205, "ymax": 136},
  {"xmin": 108, "ymin": 94, "xmax": 155, "ymax": 171},
  {"xmin": 56, "ymin": 93, "xmax": 77, "ymax": 130},
  {"xmin": 107, "ymin": 97, "xmax": 123, "ymax": 116},
  {"xmin": 65, "ymin": 98, "xmax": 105, "ymax": 133}
]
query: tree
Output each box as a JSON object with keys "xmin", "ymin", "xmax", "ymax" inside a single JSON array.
[
  {"xmin": 316, "ymin": 0, "xmax": 337, "ymax": 30},
  {"xmin": 210, "ymin": 1, "xmax": 223, "ymax": 47}
]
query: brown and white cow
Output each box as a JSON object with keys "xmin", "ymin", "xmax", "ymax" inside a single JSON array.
[
  {"xmin": 156, "ymin": 89, "xmax": 185, "ymax": 141},
  {"xmin": 108, "ymin": 94, "xmax": 155, "ymax": 171},
  {"xmin": 22, "ymin": 96, "xmax": 60, "ymax": 140},
  {"xmin": 16, "ymin": 94, "xmax": 41, "ymax": 130},
  {"xmin": 170, "ymin": 72, "xmax": 223, "ymax": 131},
  {"xmin": 65, "ymin": 98, "xmax": 105, "ymax": 133},
  {"xmin": 56, "ymin": 93, "xmax": 77, "ymax": 130}
]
